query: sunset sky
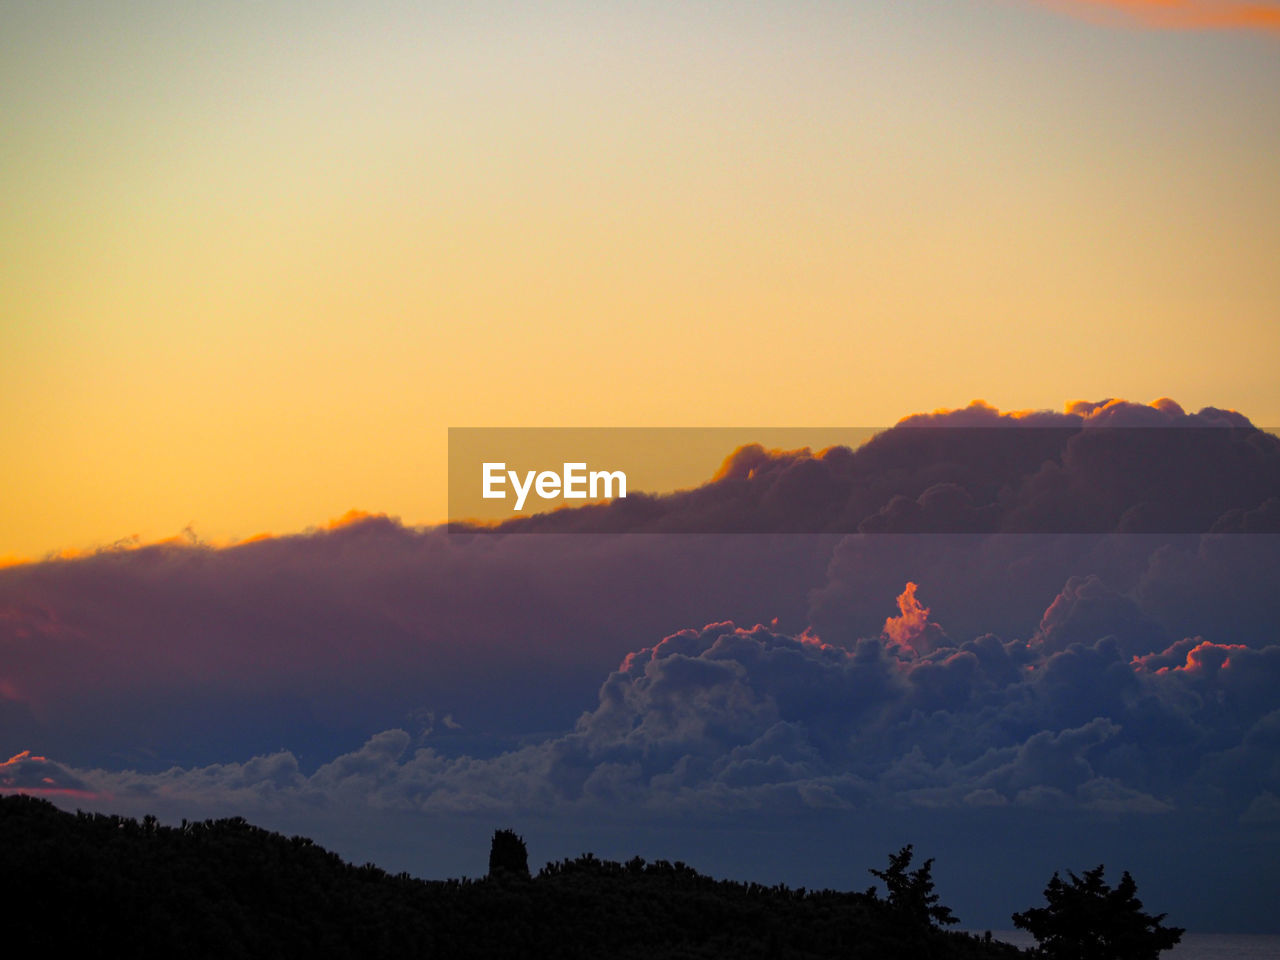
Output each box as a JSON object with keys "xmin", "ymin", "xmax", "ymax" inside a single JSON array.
[
  {"xmin": 3, "ymin": 0, "xmax": 1278, "ymax": 559},
  {"xmin": 3, "ymin": 1, "xmax": 1280, "ymax": 934}
]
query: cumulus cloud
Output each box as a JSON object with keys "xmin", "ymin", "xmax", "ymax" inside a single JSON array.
[
  {"xmin": 25, "ymin": 577, "xmax": 1278, "ymax": 828},
  {"xmin": 809, "ymin": 530, "xmax": 1280, "ymax": 667}
]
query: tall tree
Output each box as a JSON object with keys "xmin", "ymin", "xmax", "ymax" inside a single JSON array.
[{"xmin": 487, "ymin": 828, "xmax": 530, "ymax": 880}]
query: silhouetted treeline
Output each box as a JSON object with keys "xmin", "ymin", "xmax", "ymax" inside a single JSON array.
[{"xmin": 1, "ymin": 795, "xmax": 1025, "ymax": 959}]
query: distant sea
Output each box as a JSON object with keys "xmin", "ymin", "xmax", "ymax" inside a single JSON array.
[{"xmin": 984, "ymin": 930, "xmax": 1280, "ymax": 958}]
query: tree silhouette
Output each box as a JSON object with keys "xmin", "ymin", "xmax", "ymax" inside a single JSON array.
[
  {"xmin": 487, "ymin": 828, "xmax": 530, "ymax": 879},
  {"xmin": 1012, "ymin": 865, "xmax": 1183, "ymax": 960},
  {"xmin": 868, "ymin": 844, "xmax": 958, "ymax": 928}
]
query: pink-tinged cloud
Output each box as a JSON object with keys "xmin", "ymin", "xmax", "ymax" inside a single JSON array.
[
  {"xmin": 1038, "ymin": 0, "xmax": 1280, "ymax": 34},
  {"xmin": 1132, "ymin": 637, "xmax": 1250, "ymax": 673},
  {"xmin": 0, "ymin": 750, "xmax": 99, "ymax": 799},
  {"xmin": 881, "ymin": 582, "xmax": 947, "ymax": 656}
]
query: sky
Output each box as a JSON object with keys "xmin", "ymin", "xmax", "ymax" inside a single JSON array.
[
  {"xmin": 2, "ymin": 0, "xmax": 1280, "ymax": 935},
  {"xmin": 2, "ymin": 0, "xmax": 1279, "ymax": 560}
]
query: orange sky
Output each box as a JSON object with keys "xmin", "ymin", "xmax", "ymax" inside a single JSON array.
[
  {"xmin": 1042, "ymin": 0, "xmax": 1280, "ymax": 32},
  {"xmin": 2, "ymin": 0, "xmax": 1277, "ymax": 560}
]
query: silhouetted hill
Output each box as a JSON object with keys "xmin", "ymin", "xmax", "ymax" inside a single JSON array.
[{"xmin": 1, "ymin": 795, "xmax": 1024, "ymax": 958}]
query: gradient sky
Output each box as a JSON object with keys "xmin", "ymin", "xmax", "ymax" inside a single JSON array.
[
  {"xmin": 5, "ymin": 4, "xmax": 1280, "ymax": 931},
  {"xmin": 3, "ymin": 1, "xmax": 1278, "ymax": 555}
]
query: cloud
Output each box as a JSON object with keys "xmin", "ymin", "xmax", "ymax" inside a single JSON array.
[
  {"xmin": 809, "ymin": 529, "xmax": 1280, "ymax": 666},
  {"xmin": 4, "ymin": 560, "xmax": 1276, "ymax": 933},
  {"xmin": 473, "ymin": 399, "xmax": 1280, "ymax": 534},
  {"xmin": 2, "ymin": 397, "xmax": 1274, "ymax": 930},
  {"xmin": 1036, "ymin": 0, "xmax": 1280, "ymax": 34},
  {"xmin": 0, "ymin": 521, "xmax": 837, "ymax": 766},
  {"xmin": 2, "ymin": 399, "xmax": 1277, "ymax": 801},
  {"xmin": 0, "ymin": 750, "xmax": 98, "ymax": 799},
  {"xmin": 1240, "ymin": 791, "xmax": 1280, "ymax": 823},
  {"xmin": 882, "ymin": 582, "xmax": 948, "ymax": 656},
  {"xmin": 21, "ymin": 574, "xmax": 1277, "ymax": 825}
]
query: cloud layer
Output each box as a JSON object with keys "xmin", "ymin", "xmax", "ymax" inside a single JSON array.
[
  {"xmin": 474, "ymin": 399, "xmax": 1280, "ymax": 534},
  {"xmin": 3, "ymin": 398, "xmax": 1278, "ymax": 927},
  {"xmin": 22, "ymin": 576, "xmax": 1274, "ymax": 825}
]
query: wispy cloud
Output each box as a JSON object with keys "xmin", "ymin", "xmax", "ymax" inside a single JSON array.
[{"xmin": 1039, "ymin": 0, "xmax": 1280, "ymax": 33}]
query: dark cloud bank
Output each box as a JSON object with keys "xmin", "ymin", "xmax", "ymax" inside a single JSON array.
[
  {"xmin": 469, "ymin": 397, "xmax": 1279, "ymax": 534},
  {"xmin": 3, "ymin": 399, "xmax": 1279, "ymax": 930}
]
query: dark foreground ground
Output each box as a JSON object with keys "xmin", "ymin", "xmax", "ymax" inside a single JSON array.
[{"xmin": 2, "ymin": 794, "xmax": 1023, "ymax": 959}]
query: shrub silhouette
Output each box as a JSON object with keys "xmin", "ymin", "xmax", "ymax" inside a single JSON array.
[
  {"xmin": 487, "ymin": 828, "xmax": 530, "ymax": 879},
  {"xmin": 1012, "ymin": 865, "xmax": 1183, "ymax": 960}
]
